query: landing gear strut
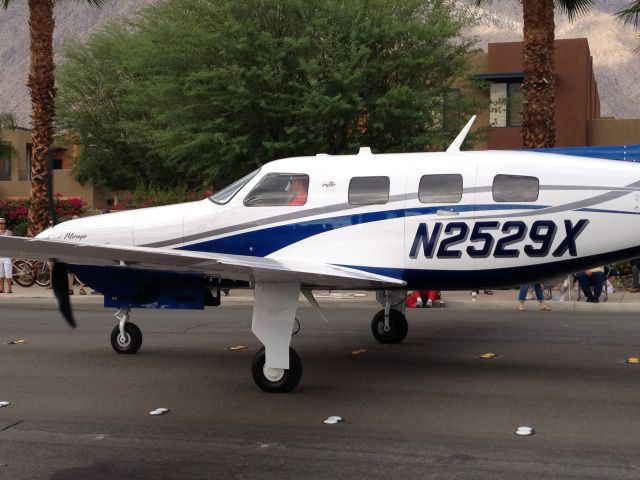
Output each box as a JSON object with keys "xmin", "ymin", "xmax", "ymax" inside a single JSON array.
[
  {"xmin": 251, "ymin": 282, "xmax": 302, "ymax": 393},
  {"xmin": 110, "ymin": 308, "xmax": 143, "ymax": 354}
]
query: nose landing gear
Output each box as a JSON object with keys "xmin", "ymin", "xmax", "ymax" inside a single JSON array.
[{"xmin": 110, "ymin": 308, "xmax": 143, "ymax": 354}]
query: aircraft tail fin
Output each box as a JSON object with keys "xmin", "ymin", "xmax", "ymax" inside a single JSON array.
[{"xmin": 446, "ymin": 115, "xmax": 476, "ymax": 153}]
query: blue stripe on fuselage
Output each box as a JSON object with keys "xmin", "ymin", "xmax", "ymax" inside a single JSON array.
[
  {"xmin": 341, "ymin": 244, "xmax": 640, "ymax": 289},
  {"xmin": 178, "ymin": 204, "xmax": 547, "ymax": 257}
]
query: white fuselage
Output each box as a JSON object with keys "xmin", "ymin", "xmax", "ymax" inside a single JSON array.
[{"xmin": 41, "ymin": 150, "xmax": 640, "ymax": 289}]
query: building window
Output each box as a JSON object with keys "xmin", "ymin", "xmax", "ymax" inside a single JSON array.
[
  {"xmin": 243, "ymin": 173, "xmax": 309, "ymax": 207},
  {"xmin": 418, "ymin": 174, "xmax": 463, "ymax": 203},
  {"xmin": 0, "ymin": 153, "xmax": 10, "ymax": 180},
  {"xmin": 20, "ymin": 143, "xmax": 33, "ymax": 181},
  {"xmin": 492, "ymin": 174, "xmax": 539, "ymax": 202},
  {"xmin": 348, "ymin": 176, "xmax": 390, "ymax": 205},
  {"xmin": 490, "ymin": 82, "xmax": 523, "ymax": 127}
]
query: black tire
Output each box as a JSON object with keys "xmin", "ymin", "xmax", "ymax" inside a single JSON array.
[
  {"xmin": 12, "ymin": 260, "xmax": 36, "ymax": 287},
  {"xmin": 110, "ymin": 323, "xmax": 143, "ymax": 354},
  {"xmin": 251, "ymin": 346, "xmax": 302, "ymax": 393},
  {"xmin": 371, "ymin": 309, "xmax": 408, "ymax": 344},
  {"xmin": 33, "ymin": 260, "xmax": 51, "ymax": 287}
]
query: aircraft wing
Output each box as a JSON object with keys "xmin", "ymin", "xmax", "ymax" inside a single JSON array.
[{"xmin": 0, "ymin": 236, "xmax": 405, "ymax": 290}]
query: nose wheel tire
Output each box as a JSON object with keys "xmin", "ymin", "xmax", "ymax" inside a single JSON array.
[
  {"xmin": 371, "ymin": 309, "xmax": 408, "ymax": 344},
  {"xmin": 110, "ymin": 322, "xmax": 143, "ymax": 354},
  {"xmin": 251, "ymin": 347, "xmax": 302, "ymax": 393}
]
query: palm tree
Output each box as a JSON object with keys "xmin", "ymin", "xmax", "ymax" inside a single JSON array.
[
  {"xmin": 617, "ymin": 1, "xmax": 640, "ymax": 50},
  {"xmin": 1, "ymin": 0, "xmax": 103, "ymax": 236},
  {"xmin": 475, "ymin": 0, "xmax": 595, "ymax": 149}
]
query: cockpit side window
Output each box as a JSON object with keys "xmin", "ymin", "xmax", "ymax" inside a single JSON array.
[{"xmin": 243, "ymin": 173, "xmax": 309, "ymax": 207}]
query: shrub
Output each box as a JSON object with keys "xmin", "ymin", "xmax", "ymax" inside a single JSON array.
[
  {"xmin": 110, "ymin": 186, "xmax": 212, "ymax": 211},
  {"xmin": 0, "ymin": 195, "xmax": 86, "ymax": 235}
]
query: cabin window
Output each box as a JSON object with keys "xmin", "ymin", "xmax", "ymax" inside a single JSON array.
[
  {"xmin": 243, "ymin": 173, "xmax": 309, "ymax": 207},
  {"xmin": 348, "ymin": 176, "xmax": 390, "ymax": 205},
  {"xmin": 492, "ymin": 174, "xmax": 539, "ymax": 202},
  {"xmin": 418, "ymin": 174, "xmax": 463, "ymax": 203}
]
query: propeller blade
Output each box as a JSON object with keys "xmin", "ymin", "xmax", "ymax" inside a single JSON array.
[{"xmin": 51, "ymin": 262, "xmax": 76, "ymax": 328}]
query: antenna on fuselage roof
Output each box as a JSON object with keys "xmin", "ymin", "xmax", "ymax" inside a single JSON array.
[{"xmin": 446, "ymin": 115, "xmax": 476, "ymax": 153}]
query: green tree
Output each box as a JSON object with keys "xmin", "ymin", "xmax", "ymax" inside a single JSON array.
[
  {"xmin": 1, "ymin": 0, "xmax": 103, "ymax": 236},
  {"xmin": 0, "ymin": 113, "xmax": 17, "ymax": 159},
  {"xmin": 475, "ymin": 0, "xmax": 595, "ymax": 148},
  {"xmin": 57, "ymin": 0, "xmax": 483, "ymax": 191}
]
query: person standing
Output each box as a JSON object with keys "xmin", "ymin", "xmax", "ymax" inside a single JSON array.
[
  {"xmin": 0, "ymin": 218, "xmax": 13, "ymax": 293},
  {"xmin": 517, "ymin": 282, "xmax": 550, "ymax": 311},
  {"xmin": 630, "ymin": 258, "xmax": 640, "ymax": 293}
]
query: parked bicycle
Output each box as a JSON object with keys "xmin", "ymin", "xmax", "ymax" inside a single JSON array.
[
  {"xmin": 10, "ymin": 259, "xmax": 51, "ymax": 288},
  {"xmin": 33, "ymin": 260, "xmax": 51, "ymax": 287},
  {"xmin": 11, "ymin": 259, "xmax": 36, "ymax": 287}
]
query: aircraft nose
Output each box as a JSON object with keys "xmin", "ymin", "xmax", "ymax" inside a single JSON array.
[{"xmin": 35, "ymin": 226, "xmax": 54, "ymax": 239}]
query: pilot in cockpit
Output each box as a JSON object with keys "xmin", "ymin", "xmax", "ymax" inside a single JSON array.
[{"xmin": 288, "ymin": 175, "xmax": 309, "ymax": 206}]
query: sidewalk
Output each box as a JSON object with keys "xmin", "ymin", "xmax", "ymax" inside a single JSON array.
[{"xmin": 1, "ymin": 284, "xmax": 640, "ymax": 312}]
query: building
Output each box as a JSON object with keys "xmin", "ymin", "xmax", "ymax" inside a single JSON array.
[
  {"xmin": 471, "ymin": 38, "xmax": 640, "ymax": 149},
  {"xmin": 0, "ymin": 128, "xmax": 112, "ymax": 208}
]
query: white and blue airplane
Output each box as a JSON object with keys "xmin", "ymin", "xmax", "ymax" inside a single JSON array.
[{"xmin": 2, "ymin": 117, "xmax": 640, "ymax": 392}]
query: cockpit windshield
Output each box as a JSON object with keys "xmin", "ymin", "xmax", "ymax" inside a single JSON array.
[{"xmin": 208, "ymin": 168, "xmax": 261, "ymax": 205}]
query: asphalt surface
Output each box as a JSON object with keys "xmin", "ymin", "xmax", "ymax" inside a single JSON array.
[{"xmin": 1, "ymin": 301, "xmax": 640, "ymax": 479}]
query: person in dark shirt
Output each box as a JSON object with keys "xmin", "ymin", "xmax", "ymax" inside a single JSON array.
[{"xmin": 630, "ymin": 258, "xmax": 640, "ymax": 292}]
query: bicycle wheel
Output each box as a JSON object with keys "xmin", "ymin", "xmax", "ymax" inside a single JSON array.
[
  {"xmin": 12, "ymin": 260, "xmax": 36, "ymax": 287},
  {"xmin": 33, "ymin": 260, "xmax": 51, "ymax": 287}
]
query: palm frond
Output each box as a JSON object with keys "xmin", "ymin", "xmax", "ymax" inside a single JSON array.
[
  {"xmin": 0, "ymin": 112, "xmax": 16, "ymax": 130},
  {"xmin": 617, "ymin": 1, "xmax": 640, "ymax": 28},
  {"xmin": 555, "ymin": 0, "xmax": 595, "ymax": 22}
]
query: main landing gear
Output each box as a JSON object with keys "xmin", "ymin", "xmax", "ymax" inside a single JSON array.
[
  {"xmin": 251, "ymin": 282, "xmax": 303, "ymax": 393},
  {"xmin": 371, "ymin": 290, "xmax": 408, "ymax": 344},
  {"xmin": 110, "ymin": 308, "xmax": 143, "ymax": 354}
]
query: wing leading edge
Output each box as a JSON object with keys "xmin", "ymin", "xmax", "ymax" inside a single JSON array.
[{"xmin": 0, "ymin": 236, "xmax": 405, "ymax": 290}]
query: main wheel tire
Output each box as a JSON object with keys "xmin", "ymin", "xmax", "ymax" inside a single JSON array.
[
  {"xmin": 251, "ymin": 346, "xmax": 302, "ymax": 393},
  {"xmin": 110, "ymin": 323, "xmax": 143, "ymax": 354},
  {"xmin": 371, "ymin": 309, "xmax": 408, "ymax": 344},
  {"xmin": 12, "ymin": 260, "xmax": 36, "ymax": 287}
]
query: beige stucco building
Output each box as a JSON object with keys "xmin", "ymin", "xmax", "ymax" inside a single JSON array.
[{"xmin": 0, "ymin": 127, "xmax": 112, "ymax": 208}]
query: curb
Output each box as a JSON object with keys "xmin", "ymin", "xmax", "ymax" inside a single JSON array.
[
  {"xmin": 432, "ymin": 300, "xmax": 640, "ymax": 312},
  {"xmin": 2, "ymin": 292, "xmax": 639, "ymax": 312}
]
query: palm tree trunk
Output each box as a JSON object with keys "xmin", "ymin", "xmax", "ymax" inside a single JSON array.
[
  {"xmin": 521, "ymin": 0, "xmax": 555, "ymax": 148},
  {"xmin": 27, "ymin": 0, "xmax": 55, "ymax": 237}
]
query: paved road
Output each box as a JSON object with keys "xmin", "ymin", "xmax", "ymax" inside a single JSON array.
[{"xmin": 1, "ymin": 302, "xmax": 640, "ymax": 479}]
